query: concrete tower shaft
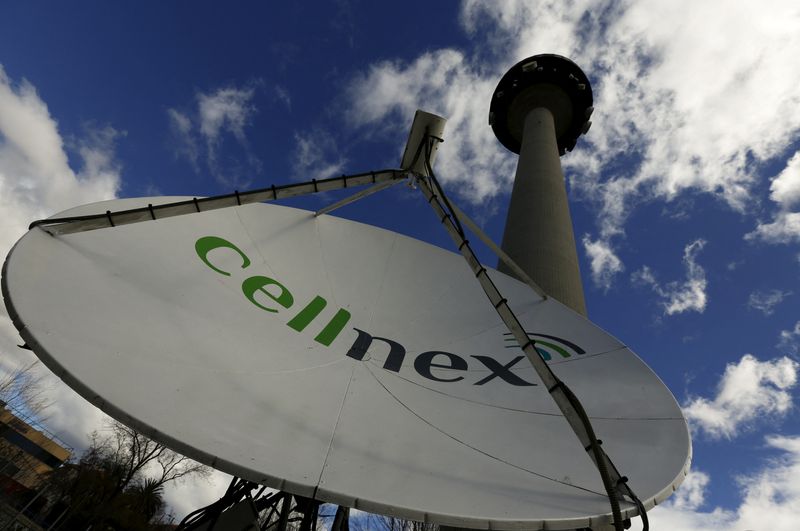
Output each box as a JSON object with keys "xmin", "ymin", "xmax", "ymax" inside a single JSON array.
[{"xmin": 490, "ymin": 55, "xmax": 593, "ymax": 316}]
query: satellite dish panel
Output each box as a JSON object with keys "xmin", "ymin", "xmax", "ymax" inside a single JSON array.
[{"xmin": 2, "ymin": 198, "xmax": 690, "ymax": 529}]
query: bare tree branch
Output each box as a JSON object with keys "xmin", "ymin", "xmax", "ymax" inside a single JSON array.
[
  {"xmin": 89, "ymin": 419, "xmax": 211, "ymax": 496},
  {"xmin": 0, "ymin": 360, "xmax": 52, "ymax": 420}
]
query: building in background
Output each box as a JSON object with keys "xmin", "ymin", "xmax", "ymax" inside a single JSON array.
[
  {"xmin": 0, "ymin": 401, "xmax": 71, "ymax": 528},
  {"xmin": 0, "ymin": 402, "xmax": 71, "ymax": 490}
]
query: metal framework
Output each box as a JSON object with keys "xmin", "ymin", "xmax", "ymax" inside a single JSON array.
[
  {"xmin": 176, "ymin": 477, "xmax": 336, "ymax": 531},
  {"xmin": 30, "ymin": 170, "xmax": 406, "ymax": 236}
]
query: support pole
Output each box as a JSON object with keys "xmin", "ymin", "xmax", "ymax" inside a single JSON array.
[
  {"xmin": 498, "ymin": 106, "xmax": 586, "ymax": 315},
  {"xmin": 277, "ymin": 493, "xmax": 292, "ymax": 531},
  {"xmin": 331, "ymin": 505, "xmax": 350, "ymax": 531}
]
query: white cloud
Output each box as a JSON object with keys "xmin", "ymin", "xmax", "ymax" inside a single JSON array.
[
  {"xmin": 770, "ymin": 151, "xmax": 800, "ymax": 209},
  {"xmin": 0, "ymin": 63, "xmax": 122, "ymax": 276},
  {"xmin": 669, "ymin": 470, "xmax": 710, "ymax": 511},
  {"xmin": 168, "ymin": 108, "xmax": 193, "ymax": 135},
  {"xmin": 167, "ymin": 85, "xmax": 261, "ymax": 187},
  {"xmin": 683, "ymin": 354, "xmax": 798, "ymax": 439},
  {"xmin": 291, "ymin": 128, "xmax": 347, "ymax": 182},
  {"xmin": 582, "ymin": 235, "xmax": 624, "ymax": 290},
  {"xmin": 274, "ymin": 85, "xmax": 291, "ymax": 110},
  {"xmin": 748, "ymin": 289, "xmax": 792, "ymax": 316},
  {"xmin": 345, "ymin": 49, "xmax": 516, "ymax": 202},
  {"xmin": 633, "ymin": 435, "xmax": 800, "ymax": 531},
  {"xmin": 167, "ymin": 108, "xmax": 199, "ymax": 170},
  {"xmin": 0, "ymin": 64, "xmax": 121, "ymax": 449},
  {"xmin": 633, "ymin": 506, "xmax": 734, "ymax": 531},
  {"xmin": 635, "ymin": 351, "xmax": 800, "ymax": 528},
  {"xmin": 0, "ymin": 66, "xmax": 120, "ymax": 251},
  {"xmin": 461, "ymin": 0, "xmax": 800, "ymax": 214},
  {"xmin": 746, "ymin": 211, "xmax": 800, "ymax": 244},
  {"xmin": 633, "ymin": 239, "xmax": 708, "ymax": 315},
  {"xmin": 778, "ymin": 321, "xmax": 800, "ymax": 355},
  {"xmin": 197, "ymin": 87, "xmax": 256, "ymax": 145},
  {"xmin": 747, "ymin": 151, "xmax": 800, "ymax": 244},
  {"xmin": 340, "ymin": 1, "xmax": 800, "ymax": 287},
  {"xmin": 726, "ymin": 260, "xmax": 743, "ymax": 271},
  {"xmin": 739, "ymin": 435, "xmax": 800, "ymax": 527}
]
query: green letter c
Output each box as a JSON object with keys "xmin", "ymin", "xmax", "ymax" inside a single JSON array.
[{"xmin": 195, "ymin": 236, "xmax": 251, "ymax": 276}]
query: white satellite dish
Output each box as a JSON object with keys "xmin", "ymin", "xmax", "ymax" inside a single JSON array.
[{"xmin": 2, "ymin": 194, "xmax": 689, "ymax": 529}]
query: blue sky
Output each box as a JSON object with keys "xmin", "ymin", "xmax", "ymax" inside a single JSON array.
[{"xmin": 1, "ymin": 1, "xmax": 799, "ymax": 528}]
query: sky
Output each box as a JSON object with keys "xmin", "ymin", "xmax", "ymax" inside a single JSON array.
[{"xmin": 1, "ymin": 1, "xmax": 799, "ymax": 528}]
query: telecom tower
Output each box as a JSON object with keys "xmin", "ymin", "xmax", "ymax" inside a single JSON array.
[{"xmin": 490, "ymin": 54, "xmax": 593, "ymax": 316}]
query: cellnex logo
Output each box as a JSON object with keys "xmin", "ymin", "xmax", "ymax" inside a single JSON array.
[
  {"xmin": 503, "ymin": 333, "xmax": 586, "ymax": 360},
  {"xmin": 196, "ymin": 236, "xmax": 351, "ymax": 347},
  {"xmin": 195, "ymin": 236, "xmax": 583, "ymax": 387}
]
